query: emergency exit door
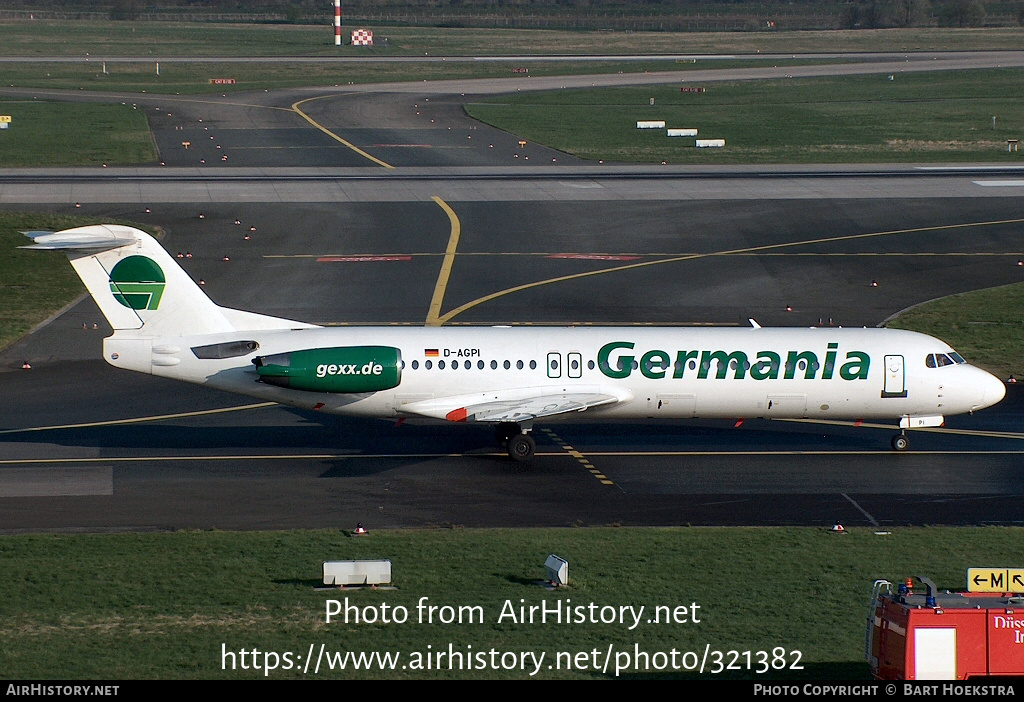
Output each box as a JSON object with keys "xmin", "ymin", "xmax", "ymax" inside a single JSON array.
[
  {"xmin": 547, "ymin": 352, "xmax": 561, "ymax": 378},
  {"xmin": 567, "ymin": 352, "xmax": 582, "ymax": 379},
  {"xmin": 882, "ymin": 355, "xmax": 907, "ymax": 398}
]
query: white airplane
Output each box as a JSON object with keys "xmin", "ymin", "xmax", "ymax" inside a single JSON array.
[{"xmin": 23, "ymin": 225, "xmax": 1006, "ymax": 460}]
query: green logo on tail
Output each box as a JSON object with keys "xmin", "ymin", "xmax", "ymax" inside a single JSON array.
[{"xmin": 109, "ymin": 256, "xmax": 165, "ymax": 310}]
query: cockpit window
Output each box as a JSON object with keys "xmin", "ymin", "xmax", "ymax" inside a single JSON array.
[{"xmin": 927, "ymin": 353, "xmax": 963, "ymax": 368}]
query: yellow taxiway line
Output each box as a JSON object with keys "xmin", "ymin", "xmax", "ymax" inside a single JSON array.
[
  {"xmin": 0, "ymin": 403, "xmax": 277, "ymax": 435},
  {"xmin": 267, "ymin": 251, "xmax": 1024, "ymax": 259},
  {"xmin": 777, "ymin": 418, "xmax": 1024, "ymax": 441},
  {"xmin": 435, "ymin": 216, "xmax": 1024, "ymax": 324},
  {"xmin": 291, "ymin": 96, "xmax": 394, "ymax": 169},
  {"xmin": 541, "ymin": 428, "xmax": 617, "ymax": 487},
  {"xmin": 425, "ymin": 196, "xmax": 462, "ymax": 326},
  {"xmin": 3, "ymin": 450, "xmax": 1024, "ymax": 467}
]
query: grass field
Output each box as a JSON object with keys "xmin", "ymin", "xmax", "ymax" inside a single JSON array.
[
  {"xmin": 1, "ymin": 21, "xmax": 1023, "ymax": 57},
  {"xmin": 1, "ymin": 526, "xmax": 1021, "ymax": 679},
  {"xmin": 886, "ymin": 281, "xmax": 1024, "ymax": 379},
  {"xmin": 0, "ymin": 100, "xmax": 155, "ymax": 166},
  {"xmin": 465, "ymin": 69, "xmax": 1024, "ymax": 164}
]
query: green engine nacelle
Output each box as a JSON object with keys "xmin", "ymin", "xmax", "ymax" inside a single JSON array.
[{"xmin": 254, "ymin": 346, "xmax": 402, "ymax": 393}]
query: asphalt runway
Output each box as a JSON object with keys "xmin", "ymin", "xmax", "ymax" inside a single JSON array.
[{"xmin": 2, "ymin": 60, "xmax": 1024, "ymax": 532}]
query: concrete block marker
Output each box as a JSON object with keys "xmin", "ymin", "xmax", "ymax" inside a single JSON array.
[{"xmin": 323, "ymin": 560, "xmax": 392, "ymax": 587}]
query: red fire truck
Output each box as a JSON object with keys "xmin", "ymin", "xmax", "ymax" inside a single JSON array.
[{"xmin": 867, "ymin": 575, "xmax": 1024, "ymax": 679}]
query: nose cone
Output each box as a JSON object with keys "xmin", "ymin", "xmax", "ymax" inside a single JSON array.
[{"xmin": 976, "ymin": 368, "xmax": 1006, "ymax": 410}]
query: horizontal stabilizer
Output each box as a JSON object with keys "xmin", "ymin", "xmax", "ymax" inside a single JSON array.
[{"xmin": 20, "ymin": 225, "xmax": 139, "ymax": 252}]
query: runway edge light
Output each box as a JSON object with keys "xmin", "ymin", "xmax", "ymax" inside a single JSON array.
[{"xmin": 545, "ymin": 554, "xmax": 569, "ymax": 587}]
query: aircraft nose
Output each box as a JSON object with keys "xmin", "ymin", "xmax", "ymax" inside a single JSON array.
[{"xmin": 978, "ymin": 369, "xmax": 1006, "ymax": 409}]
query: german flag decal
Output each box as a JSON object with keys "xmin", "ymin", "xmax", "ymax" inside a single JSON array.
[{"xmin": 425, "ymin": 349, "xmax": 439, "ymax": 357}]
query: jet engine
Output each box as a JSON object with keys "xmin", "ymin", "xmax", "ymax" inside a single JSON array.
[{"xmin": 253, "ymin": 346, "xmax": 402, "ymax": 393}]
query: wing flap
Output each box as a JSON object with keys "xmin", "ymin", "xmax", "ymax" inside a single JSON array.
[{"xmin": 401, "ymin": 386, "xmax": 625, "ymax": 423}]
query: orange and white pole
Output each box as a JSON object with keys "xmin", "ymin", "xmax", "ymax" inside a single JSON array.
[{"xmin": 334, "ymin": 0, "xmax": 342, "ymax": 46}]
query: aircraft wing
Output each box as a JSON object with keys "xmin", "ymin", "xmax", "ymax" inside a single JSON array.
[{"xmin": 399, "ymin": 385, "xmax": 629, "ymax": 423}]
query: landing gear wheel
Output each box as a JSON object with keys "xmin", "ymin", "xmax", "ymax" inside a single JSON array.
[
  {"xmin": 495, "ymin": 422, "xmax": 520, "ymax": 447},
  {"xmin": 891, "ymin": 434, "xmax": 909, "ymax": 451},
  {"xmin": 507, "ymin": 433, "xmax": 536, "ymax": 462}
]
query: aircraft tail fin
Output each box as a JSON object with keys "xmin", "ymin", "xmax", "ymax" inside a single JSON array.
[{"xmin": 22, "ymin": 225, "xmax": 309, "ymax": 337}]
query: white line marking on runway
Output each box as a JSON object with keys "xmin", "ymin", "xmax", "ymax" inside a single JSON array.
[{"xmin": 841, "ymin": 492, "xmax": 879, "ymax": 527}]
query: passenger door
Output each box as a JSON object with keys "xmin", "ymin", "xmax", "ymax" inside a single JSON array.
[{"xmin": 882, "ymin": 355, "xmax": 907, "ymax": 398}]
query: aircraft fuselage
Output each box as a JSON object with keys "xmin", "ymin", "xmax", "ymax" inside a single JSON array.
[{"xmin": 104, "ymin": 325, "xmax": 1004, "ymax": 424}]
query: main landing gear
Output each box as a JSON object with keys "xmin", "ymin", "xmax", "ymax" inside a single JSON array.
[
  {"xmin": 496, "ymin": 422, "xmax": 535, "ymax": 462},
  {"xmin": 891, "ymin": 432, "xmax": 909, "ymax": 451}
]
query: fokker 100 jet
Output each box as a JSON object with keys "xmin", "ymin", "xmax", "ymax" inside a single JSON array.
[{"xmin": 23, "ymin": 225, "xmax": 1006, "ymax": 460}]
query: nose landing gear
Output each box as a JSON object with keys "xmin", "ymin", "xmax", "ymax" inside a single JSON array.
[{"xmin": 891, "ymin": 433, "xmax": 909, "ymax": 451}]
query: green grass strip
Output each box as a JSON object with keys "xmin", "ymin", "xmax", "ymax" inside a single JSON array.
[
  {"xmin": 466, "ymin": 68, "xmax": 1024, "ymax": 164},
  {"xmin": 0, "ymin": 526, "xmax": 1020, "ymax": 679},
  {"xmin": 0, "ymin": 22, "xmax": 1023, "ymax": 57},
  {"xmin": 0, "ymin": 101, "xmax": 156, "ymax": 167}
]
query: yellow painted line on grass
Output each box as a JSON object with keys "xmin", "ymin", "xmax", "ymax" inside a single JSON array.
[
  {"xmin": 292, "ymin": 96, "xmax": 394, "ymax": 169},
  {"xmin": 0, "ymin": 403, "xmax": 277, "ymax": 435},
  {"xmin": 435, "ymin": 217, "xmax": 1024, "ymax": 324},
  {"xmin": 425, "ymin": 196, "xmax": 462, "ymax": 326}
]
